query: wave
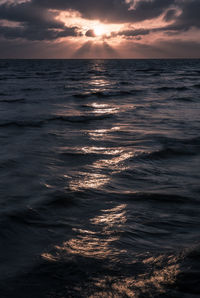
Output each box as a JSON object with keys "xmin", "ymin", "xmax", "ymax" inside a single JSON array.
[
  {"xmin": 0, "ymin": 98, "xmax": 26, "ymax": 103},
  {"xmin": 35, "ymin": 71, "xmax": 47, "ymax": 76},
  {"xmin": 176, "ymin": 136, "xmax": 200, "ymax": 146},
  {"xmin": 74, "ymin": 89, "xmax": 141, "ymax": 98},
  {"xmin": 69, "ymin": 76, "xmax": 89, "ymax": 82},
  {"xmin": 0, "ymin": 158, "xmax": 18, "ymax": 169},
  {"xmin": 7, "ymin": 207, "xmax": 68, "ymax": 226},
  {"xmin": 35, "ymin": 71, "xmax": 61, "ymax": 77},
  {"xmin": 143, "ymin": 135, "xmax": 200, "ymax": 147},
  {"xmin": 50, "ymin": 114, "xmax": 113, "ymax": 123},
  {"xmin": 128, "ymin": 137, "xmax": 200, "ymax": 161},
  {"xmin": 136, "ymin": 68, "xmax": 162, "ymax": 72},
  {"xmin": 131, "ymin": 135, "xmax": 200, "ymax": 160},
  {"xmin": 158, "ymin": 136, "xmax": 200, "ymax": 149},
  {"xmin": 44, "ymin": 190, "xmax": 80, "ymax": 208},
  {"xmin": 119, "ymin": 81, "xmax": 130, "ymax": 85},
  {"xmin": 16, "ymin": 76, "xmax": 31, "ymax": 80},
  {"xmin": 59, "ymin": 151, "xmax": 108, "ymax": 160},
  {"xmin": 108, "ymin": 191, "xmax": 198, "ymax": 205},
  {"xmin": 136, "ymin": 146, "xmax": 197, "ymax": 161},
  {"xmin": 172, "ymin": 245, "xmax": 200, "ymax": 296},
  {"xmin": 7, "ymin": 208, "xmax": 42, "ymax": 226},
  {"xmin": 0, "ymin": 77, "xmax": 9, "ymax": 81},
  {"xmin": 157, "ymin": 86, "xmax": 189, "ymax": 92},
  {"xmin": 184, "ymin": 71, "xmax": 200, "ymax": 77},
  {"xmin": 58, "ymin": 149, "xmax": 113, "ymax": 163},
  {"xmin": 48, "ymin": 71, "xmax": 62, "ymax": 76},
  {"xmin": 193, "ymin": 84, "xmax": 200, "ymax": 89},
  {"xmin": 167, "ymin": 96, "xmax": 194, "ymax": 102},
  {"xmin": 0, "ymin": 114, "xmax": 113, "ymax": 128},
  {"xmin": 0, "ymin": 120, "xmax": 44, "ymax": 128},
  {"xmin": 21, "ymin": 88, "xmax": 43, "ymax": 92}
]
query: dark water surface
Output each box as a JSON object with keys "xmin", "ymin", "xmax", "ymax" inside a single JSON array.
[{"xmin": 0, "ymin": 59, "xmax": 200, "ymax": 297}]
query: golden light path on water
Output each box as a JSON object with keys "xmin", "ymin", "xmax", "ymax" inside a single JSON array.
[
  {"xmin": 89, "ymin": 256, "xmax": 180, "ymax": 298},
  {"xmin": 41, "ymin": 61, "xmax": 181, "ymax": 296},
  {"xmin": 42, "ymin": 60, "xmax": 132, "ymax": 264},
  {"xmin": 65, "ymin": 62, "xmax": 137, "ymax": 191},
  {"xmin": 42, "ymin": 198, "xmax": 180, "ymax": 296},
  {"xmin": 42, "ymin": 203, "xmax": 127, "ymax": 261}
]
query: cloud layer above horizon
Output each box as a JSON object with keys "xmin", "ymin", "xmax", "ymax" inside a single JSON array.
[{"xmin": 0, "ymin": 0, "xmax": 200, "ymax": 58}]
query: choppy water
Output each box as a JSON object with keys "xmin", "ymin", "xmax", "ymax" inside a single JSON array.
[{"xmin": 0, "ymin": 59, "xmax": 200, "ymax": 297}]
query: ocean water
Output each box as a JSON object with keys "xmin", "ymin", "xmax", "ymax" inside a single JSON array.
[{"xmin": 0, "ymin": 59, "xmax": 200, "ymax": 297}]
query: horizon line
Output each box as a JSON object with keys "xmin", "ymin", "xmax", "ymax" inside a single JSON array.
[{"xmin": 0, "ymin": 57, "xmax": 200, "ymax": 60}]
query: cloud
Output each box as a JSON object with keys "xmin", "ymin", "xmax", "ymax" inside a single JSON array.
[
  {"xmin": 0, "ymin": 1, "xmax": 81, "ymax": 41},
  {"xmin": 0, "ymin": 25, "xmax": 81, "ymax": 41},
  {"xmin": 85, "ymin": 29, "xmax": 96, "ymax": 38},
  {"xmin": 0, "ymin": 1, "xmax": 62, "ymax": 28},
  {"xmin": 31, "ymin": 0, "xmax": 175, "ymax": 23},
  {"xmin": 163, "ymin": 0, "xmax": 200, "ymax": 32},
  {"xmin": 111, "ymin": 28, "xmax": 150, "ymax": 38},
  {"xmin": 1, "ymin": 0, "xmax": 200, "ymax": 38},
  {"xmin": 163, "ymin": 9, "xmax": 179, "ymax": 23},
  {"xmin": 0, "ymin": 0, "xmax": 200, "ymax": 57}
]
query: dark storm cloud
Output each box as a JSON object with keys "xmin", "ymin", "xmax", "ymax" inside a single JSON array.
[
  {"xmin": 163, "ymin": 9, "xmax": 179, "ymax": 23},
  {"xmin": 163, "ymin": 0, "xmax": 200, "ymax": 32},
  {"xmin": 0, "ymin": 0, "xmax": 200, "ymax": 58},
  {"xmin": 0, "ymin": 1, "xmax": 63, "ymax": 28},
  {"xmin": 111, "ymin": 28, "xmax": 150, "ymax": 38},
  {"xmin": 0, "ymin": 1, "xmax": 81, "ymax": 40},
  {"xmin": 32, "ymin": 0, "xmax": 175, "ymax": 23},
  {"xmin": 0, "ymin": 25, "xmax": 81, "ymax": 41},
  {"xmin": 109, "ymin": 0, "xmax": 200, "ymax": 38},
  {"xmin": 0, "ymin": 0, "xmax": 200, "ymax": 41},
  {"xmin": 32, "ymin": 0, "xmax": 200, "ymax": 31}
]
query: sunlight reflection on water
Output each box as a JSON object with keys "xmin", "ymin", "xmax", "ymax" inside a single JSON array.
[
  {"xmin": 93, "ymin": 151, "xmax": 133, "ymax": 172},
  {"xmin": 88, "ymin": 126, "xmax": 121, "ymax": 140},
  {"xmin": 68, "ymin": 148, "xmax": 134, "ymax": 191},
  {"xmin": 89, "ymin": 78, "xmax": 111, "ymax": 87},
  {"xmin": 42, "ymin": 204, "xmax": 127, "ymax": 260},
  {"xmin": 81, "ymin": 146, "xmax": 124, "ymax": 155},
  {"xmin": 41, "ymin": 201, "xmax": 181, "ymax": 297},
  {"xmin": 69, "ymin": 172, "xmax": 110, "ymax": 191},
  {"xmin": 41, "ymin": 59, "xmax": 184, "ymax": 296},
  {"xmin": 90, "ymin": 103, "xmax": 119, "ymax": 115},
  {"xmin": 90, "ymin": 256, "xmax": 180, "ymax": 298}
]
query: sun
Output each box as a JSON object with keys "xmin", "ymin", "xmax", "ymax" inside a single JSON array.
[{"xmin": 94, "ymin": 25, "xmax": 105, "ymax": 37}]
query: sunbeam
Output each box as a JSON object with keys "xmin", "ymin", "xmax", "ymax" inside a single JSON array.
[{"xmin": 73, "ymin": 41, "xmax": 119, "ymax": 58}]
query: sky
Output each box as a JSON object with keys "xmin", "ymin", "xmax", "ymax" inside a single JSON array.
[{"xmin": 0, "ymin": 0, "xmax": 200, "ymax": 58}]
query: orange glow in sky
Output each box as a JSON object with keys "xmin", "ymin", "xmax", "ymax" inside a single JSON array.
[
  {"xmin": 93, "ymin": 25, "xmax": 106, "ymax": 37},
  {"xmin": 1, "ymin": 1, "xmax": 200, "ymax": 58}
]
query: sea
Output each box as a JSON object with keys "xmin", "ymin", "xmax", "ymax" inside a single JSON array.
[{"xmin": 0, "ymin": 59, "xmax": 200, "ymax": 298}]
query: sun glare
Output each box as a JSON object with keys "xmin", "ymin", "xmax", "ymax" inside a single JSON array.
[{"xmin": 94, "ymin": 25, "xmax": 105, "ymax": 37}]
